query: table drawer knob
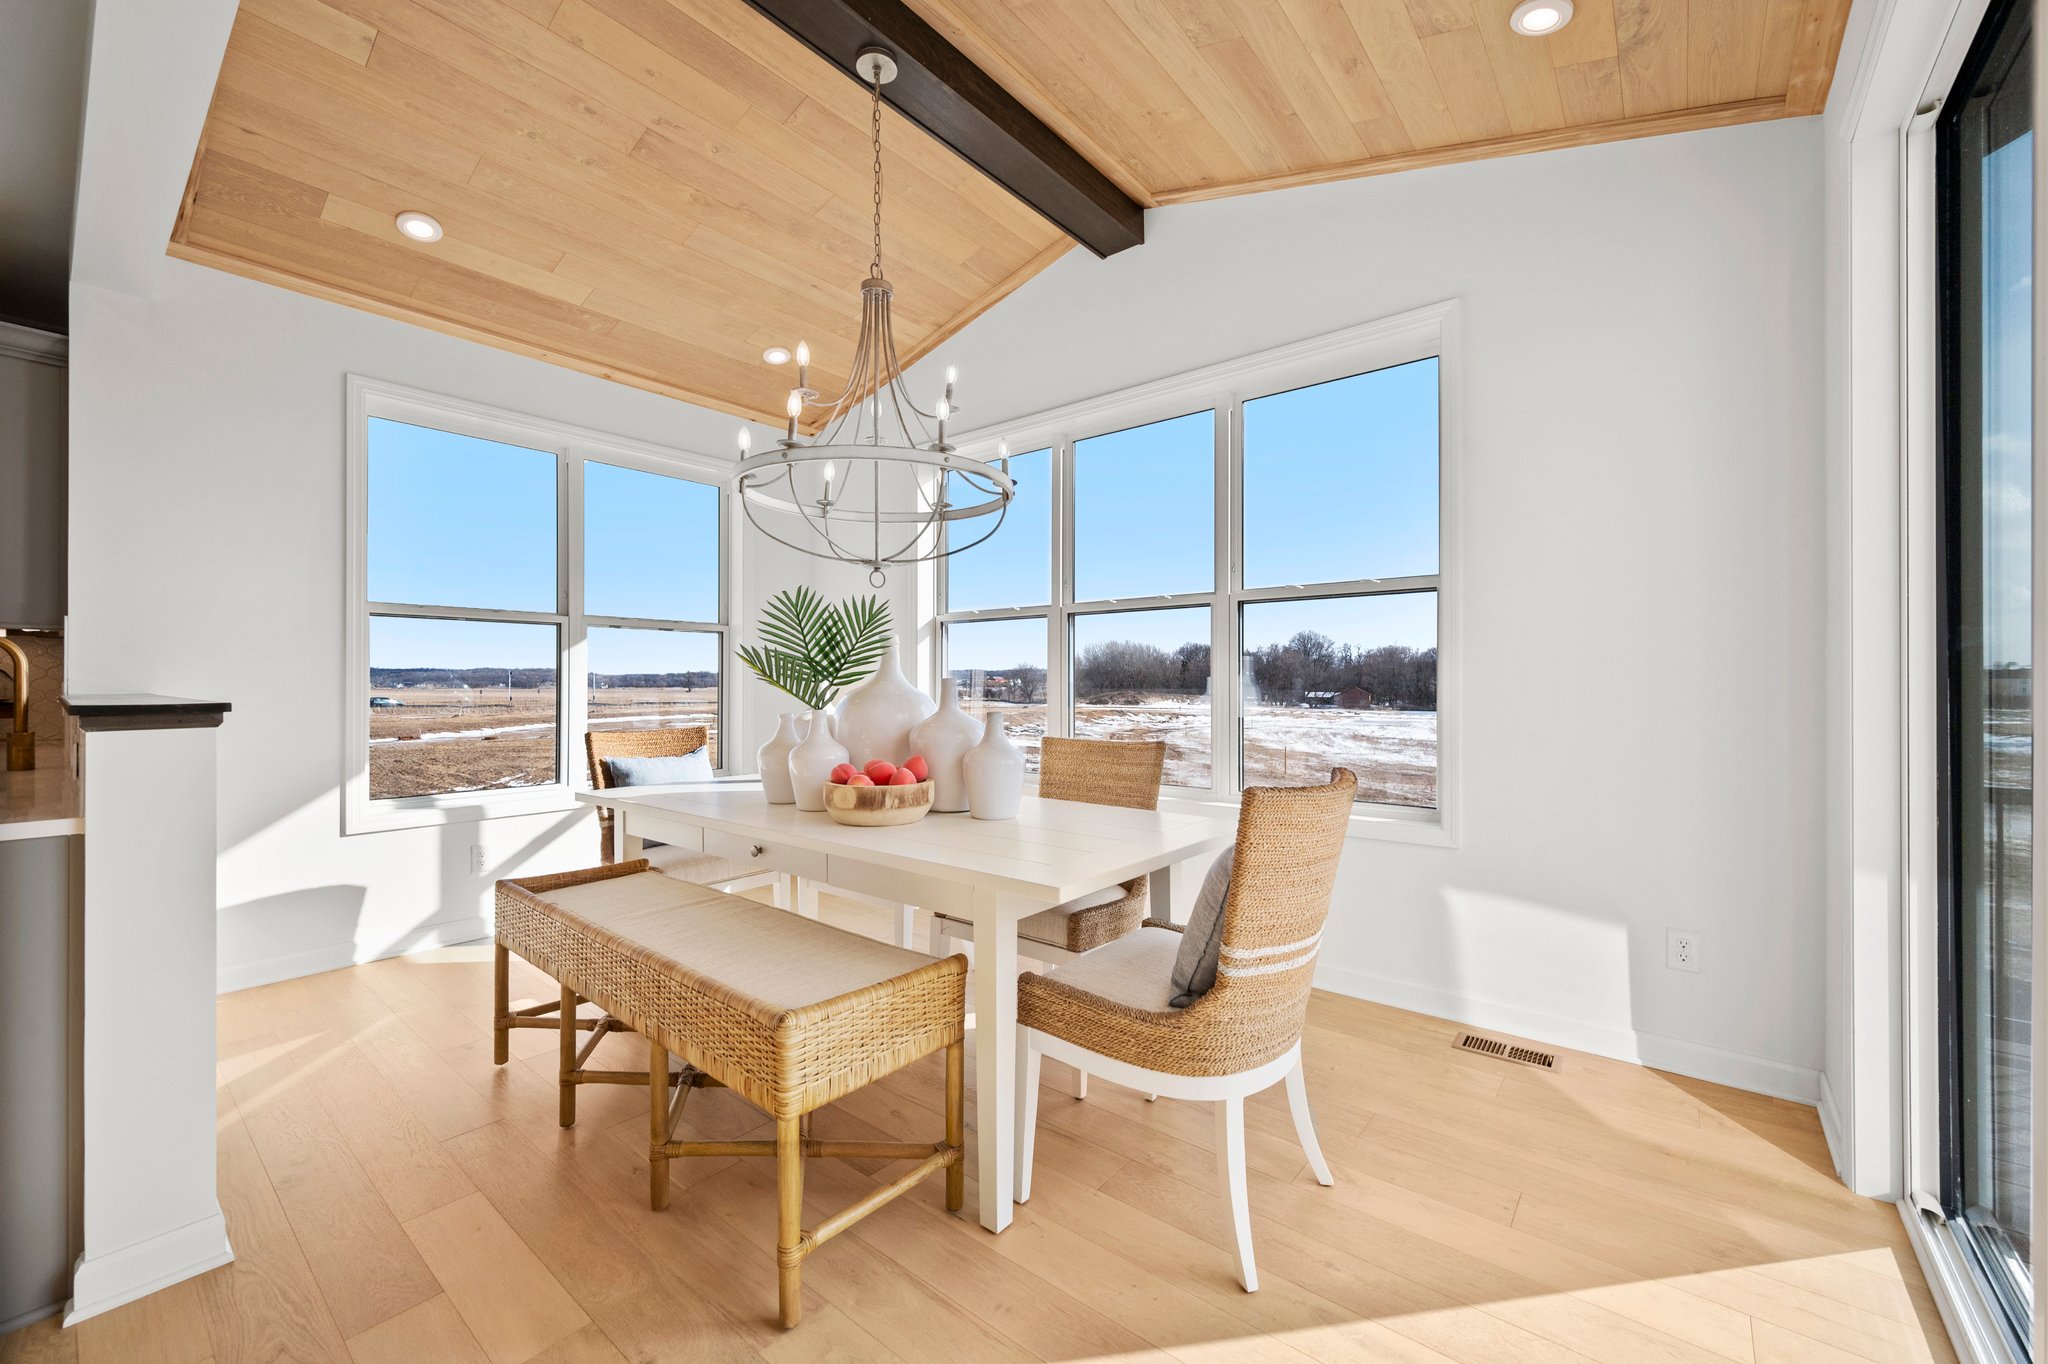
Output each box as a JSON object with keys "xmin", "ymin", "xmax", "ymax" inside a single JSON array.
[{"xmin": 751, "ymin": 844, "xmax": 766, "ymax": 858}]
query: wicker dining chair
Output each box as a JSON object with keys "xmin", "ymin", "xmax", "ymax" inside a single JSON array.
[
  {"xmin": 586, "ymin": 727, "xmax": 778, "ymax": 893},
  {"xmin": 928, "ymin": 737, "xmax": 1165, "ymax": 963},
  {"xmin": 1014, "ymin": 768, "xmax": 1358, "ymax": 1293}
]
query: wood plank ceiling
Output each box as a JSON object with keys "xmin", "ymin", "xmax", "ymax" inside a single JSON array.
[
  {"xmin": 172, "ymin": 0, "xmax": 1073, "ymax": 422},
  {"xmin": 173, "ymin": 0, "xmax": 1854, "ymax": 423},
  {"xmin": 906, "ymin": 0, "xmax": 1852, "ymax": 205}
]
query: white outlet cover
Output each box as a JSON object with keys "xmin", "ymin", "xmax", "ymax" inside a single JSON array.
[{"xmin": 1666, "ymin": 928, "xmax": 1701, "ymax": 973}]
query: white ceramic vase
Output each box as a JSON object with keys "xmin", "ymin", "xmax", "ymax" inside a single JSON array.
[
  {"xmin": 833, "ymin": 638, "xmax": 935, "ymax": 768},
  {"xmin": 756, "ymin": 712, "xmax": 801, "ymax": 805},
  {"xmin": 908, "ymin": 679, "xmax": 984, "ymax": 813},
  {"xmin": 962, "ymin": 714, "xmax": 1025, "ymax": 821},
  {"xmin": 787, "ymin": 711, "xmax": 849, "ymax": 813}
]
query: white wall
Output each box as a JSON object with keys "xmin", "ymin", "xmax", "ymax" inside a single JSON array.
[
  {"xmin": 911, "ymin": 117, "xmax": 1830, "ymax": 1100},
  {"xmin": 67, "ymin": 262, "xmax": 773, "ymax": 989}
]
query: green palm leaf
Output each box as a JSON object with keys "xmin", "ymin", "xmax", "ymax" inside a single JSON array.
[{"xmin": 740, "ymin": 589, "xmax": 894, "ymax": 711}]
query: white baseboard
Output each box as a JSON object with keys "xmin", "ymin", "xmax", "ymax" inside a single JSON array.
[
  {"xmin": 1313, "ymin": 961, "xmax": 1822, "ymax": 1105},
  {"xmin": 0, "ymin": 1302, "xmax": 62, "ymax": 1336},
  {"xmin": 217, "ymin": 914, "xmax": 490, "ymax": 993},
  {"xmin": 1816, "ymin": 1070, "xmax": 1848, "ymax": 1179},
  {"xmin": 63, "ymin": 1210, "xmax": 233, "ymax": 1326}
]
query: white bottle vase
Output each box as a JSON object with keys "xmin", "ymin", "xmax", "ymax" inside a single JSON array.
[
  {"xmin": 788, "ymin": 711, "xmax": 849, "ymax": 813},
  {"xmin": 909, "ymin": 679, "xmax": 984, "ymax": 813},
  {"xmin": 833, "ymin": 638, "xmax": 935, "ymax": 769},
  {"xmin": 962, "ymin": 715, "xmax": 1025, "ymax": 821},
  {"xmin": 756, "ymin": 712, "xmax": 801, "ymax": 805}
]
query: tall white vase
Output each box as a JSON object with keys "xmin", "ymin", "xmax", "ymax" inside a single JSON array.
[
  {"xmin": 834, "ymin": 638, "xmax": 935, "ymax": 768},
  {"xmin": 962, "ymin": 715, "xmax": 1025, "ymax": 821},
  {"xmin": 788, "ymin": 711, "xmax": 849, "ymax": 813},
  {"xmin": 909, "ymin": 679, "xmax": 983, "ymax": 813},
  {"xmin": 756, "ymin": 712, "xmax": 801, "ymax": 805}
]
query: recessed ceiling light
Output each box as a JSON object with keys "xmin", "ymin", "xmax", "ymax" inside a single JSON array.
[
  {"xmin": 394, "ymin": 211, "xmax": 443, "ymax": 242},
  {"xmin": 1510, "ymin": 0, "xmax": 1572, "ymax": 34},
  {"xmin": 762, "ymin": 346, "xmax": 792, "ymax": 365}
]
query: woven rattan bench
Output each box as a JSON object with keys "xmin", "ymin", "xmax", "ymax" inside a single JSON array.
[{"xmin": 493, "ymin": 861, "xmax": 967, "ymax": 1328}]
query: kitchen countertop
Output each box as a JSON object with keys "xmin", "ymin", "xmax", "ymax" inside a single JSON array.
[{"xmin": 0, "ymin": 745, "xmax": 80, "ymax": 840}]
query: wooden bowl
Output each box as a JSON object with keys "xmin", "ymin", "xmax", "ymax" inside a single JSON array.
[{"xmin": 821, "ymin": 779, "xmax": 934, "ymax": 827}]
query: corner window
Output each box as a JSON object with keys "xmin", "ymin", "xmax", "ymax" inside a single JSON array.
[{"xmin": 937, "ymin": 304, "xmax": 1454, "ymax": 833}]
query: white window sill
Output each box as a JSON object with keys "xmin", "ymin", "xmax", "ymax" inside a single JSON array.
[
  {"xmin": 1049, "ymin": 783, "xmax": 1456, "ymax": 848},
  {"xmin": 344, "ymin": 783, "xmax": 586, "ymax": 836}
]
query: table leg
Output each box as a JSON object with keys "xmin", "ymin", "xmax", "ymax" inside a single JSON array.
[
  {"xmin": 971, "ymin": 887, "xmax": 1016, "ymax": 1231},
  {"xmin": 1147, "ymin": 860, "xmax": 1176, "ymax": 927},
  {"xmin": 796, "ymin": 879, "xmax": 820, "ymax": 919},
  {"xmin": 618, "ymin": 809, "xmax": 644, "ymax": 862}
]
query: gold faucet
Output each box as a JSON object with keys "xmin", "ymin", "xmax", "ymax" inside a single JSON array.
[{"xmin": 0, "ymin": 636, "xmax": 33, "ymax": 771}]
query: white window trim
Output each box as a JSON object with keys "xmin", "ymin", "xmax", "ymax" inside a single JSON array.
[
  {"xmin": 343, "ymin": 375, "xmax": 738, "ymax": 835},
  {"xmin": 926, "ymin": 300, "xmax": 1462, "ymax": 846}
]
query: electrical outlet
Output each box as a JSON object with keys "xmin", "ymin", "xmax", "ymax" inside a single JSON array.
[
  {"xmin": 469, "ymin": 844, "xmax": 486, "ymax": 876},
  {"xmin": 1667, "ymin": 929, "xmax": 1701, "ymax": 973}
]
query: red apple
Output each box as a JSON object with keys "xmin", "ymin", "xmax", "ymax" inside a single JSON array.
[
  {"xmin": 887, "ymin": 767, "xmax": 918, "ymax": 786},
  {"xmin": 902, "ymin": 754, "xmax": 929, "ymax": 782},
  {"xmin": 863, "ymin": 760, "xmax": 897, "ymax": 784},
  {"xmin": 828, "ymin": 763, "xmax": 858, "ymax": 785},
  {"xmin": 846, "ymin": 773, "xmax": 875, "ymax": 787}
]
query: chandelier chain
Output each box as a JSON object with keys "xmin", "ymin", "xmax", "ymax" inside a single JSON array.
[{"xmin": 868, "ymin": 75, "xmax": 884, "ymax": 279}]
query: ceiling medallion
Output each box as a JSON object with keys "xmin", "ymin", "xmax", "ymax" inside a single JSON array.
[{"xmin": 735, "ymin": 47, "xmax": 1014, "ymax": 587}]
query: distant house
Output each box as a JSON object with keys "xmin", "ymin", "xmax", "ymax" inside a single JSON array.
[
  {"xmin": 1303, "ymin": 690, "xmax": 1339, "ymax": 708},
  {"xmin": 1336, "ymin": 687, "xmax": 1373, "ymax": 709}
]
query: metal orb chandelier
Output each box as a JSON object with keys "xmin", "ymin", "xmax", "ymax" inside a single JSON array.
[{"xmin": 734, "ymin": 47, "xmax": 1014, "ymax": 587}]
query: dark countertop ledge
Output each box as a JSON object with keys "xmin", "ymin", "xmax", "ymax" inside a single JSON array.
[{"xmin": 62, "ymin": 694, "xmax": 232, "ymax": 731}]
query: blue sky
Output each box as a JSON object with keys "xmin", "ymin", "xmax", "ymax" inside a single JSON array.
[
  {"xmin": 1075, "ymin": 410, "xmax": 1216, "ymax": 600},
  {"xmin": 1244, "ymin": 358, "xmax": 1438, "ymax": 587},
  {"xmin": 368, "ymin": 419, "xmax": 721, "ymax": 671},
  {"xmin": 946, "ymin": 445, "xmax": 1050, "ymax": 612},
  {"xmin": 1981, "ymin": 131, "xmax": 2032, "ymax": 668},
  {"xmin": 945, "ymin": 359, "xmax": 1440, "ymax": 669}
]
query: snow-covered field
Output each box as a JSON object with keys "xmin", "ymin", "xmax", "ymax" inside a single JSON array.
[{"xmin": 964, "ymin": 699, "xmax": 1437, "ymax": 807}]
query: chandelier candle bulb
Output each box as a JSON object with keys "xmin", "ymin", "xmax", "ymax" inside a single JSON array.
[{"xmin": 796, "ymin": 340, "xmax": 810, "ymax": 391}]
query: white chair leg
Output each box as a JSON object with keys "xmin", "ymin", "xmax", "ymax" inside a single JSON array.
[
  {"xmin": 796, "ymin": 879, "xmax": 820, "ymax": 919},
  {"xmin": 772, "ymin": 873, "xmax": 792, "ymax": 911},
  {"xmin": 896, "ymin": 903, "xmax": 918, "ymax": 950},
  {"xmin": 1074, "ymin": 1069, "xmax": 1087, "ymax": 1100},
  {"xmin": 1145, "ymin": 1093, "xmax": 1157, "ymax": 1102},
  {"xmin": 1285, "ymin": 1059, "xmax": 1333, "ymax": 1186},
  {"xmin": 1015, "ymin": 1027, "xmax": 1042, "ymax": 1203},
  {"xmin": 1215, "ymin": 1096, "xmax": 1257, "ymax": 1292}
]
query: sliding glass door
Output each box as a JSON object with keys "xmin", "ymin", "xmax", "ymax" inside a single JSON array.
[{"xmin": 1938, "ymin": 0, "xmax": 2035, "ymax": 1342}]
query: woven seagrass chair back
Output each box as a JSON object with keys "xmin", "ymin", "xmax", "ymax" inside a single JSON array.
[
  {"xmin": 1037, "ymin": 737, "xmax": 1166, "ymax": 810},
  {"xmin": 1182, "ymin": 768, "xmax": 1357, "ymax": 1072},
  {"xmin": 585, "ymin": 726, "xmax": 710, "ymax": 862}
]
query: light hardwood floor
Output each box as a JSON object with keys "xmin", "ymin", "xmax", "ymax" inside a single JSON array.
[{"xmin": 4, "ymin": 894, "xmax": 1955, "ymax": 1364}]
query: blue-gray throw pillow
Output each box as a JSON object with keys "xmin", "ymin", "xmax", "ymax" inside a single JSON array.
[
  {"xmin": 603, "ymin": 749, "xmax": 712, "ymax": 787},
  {"xmin": 1168, "ymin": 845, "xmax": 1235, "ymax": 1008}
]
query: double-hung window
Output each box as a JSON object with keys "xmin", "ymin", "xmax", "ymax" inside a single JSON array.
[
  {"xmin": 346, "ymin": 378, "xmax": 728, "ymax": 833},
  {"xmin": 936, "ymin": 304, "xmax": 1455, "ymax": 836}
]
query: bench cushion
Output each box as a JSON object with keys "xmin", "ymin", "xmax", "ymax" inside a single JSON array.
[{"xmin": 497, "ymin": 864, "xmax": 964, "ymax": 1117}]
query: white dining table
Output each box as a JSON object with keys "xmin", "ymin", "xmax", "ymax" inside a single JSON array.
[{"xmin": 573, "ymin": 779, "xmax": 1236, "ymax": 1231}]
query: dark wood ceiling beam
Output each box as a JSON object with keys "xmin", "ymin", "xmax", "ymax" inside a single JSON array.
[{"xmin": 740, "ymin": 0, "xmax": 1145, "ymax": 258}]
